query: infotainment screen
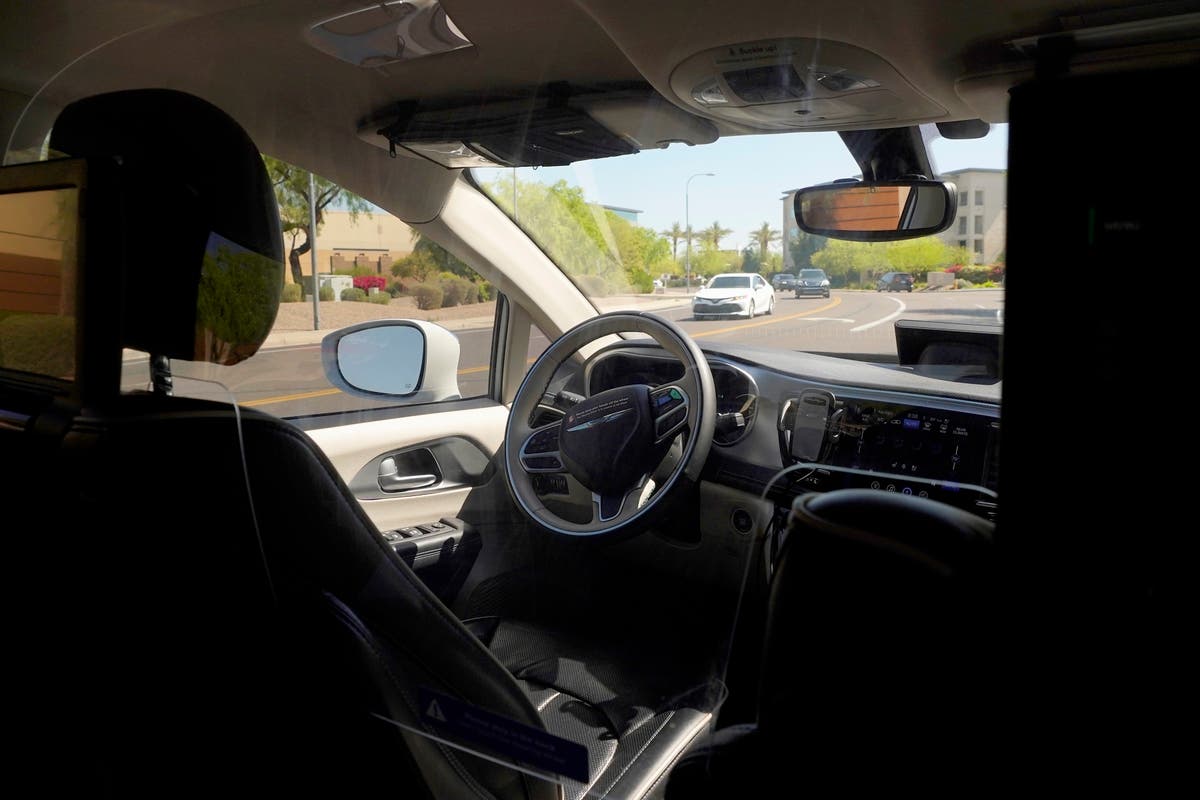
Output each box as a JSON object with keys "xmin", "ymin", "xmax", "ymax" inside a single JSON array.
[
  {"xmin": 781, "ymin": 393, "xmax": 999, "ymax": 517},
  {"xmin": 824, "ymin": 400, "xmax": 997, "ymax": 489}
]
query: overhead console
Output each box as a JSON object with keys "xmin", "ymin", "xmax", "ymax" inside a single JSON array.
[{"xmin": 668, "ymin": 38, "xmax": 947, "ymax": 131}]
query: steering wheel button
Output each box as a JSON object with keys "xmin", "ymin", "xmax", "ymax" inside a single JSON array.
[{"xmin": 524, "ymin": 455, "xmax": 562, "ymax": 471}]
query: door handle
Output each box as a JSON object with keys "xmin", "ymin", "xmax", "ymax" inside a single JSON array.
[{"xmin": 378, "ymin": 456, "xmax": 438, "ymax": 492}]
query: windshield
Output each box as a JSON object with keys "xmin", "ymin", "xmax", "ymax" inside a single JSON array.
[
  {"xmin": 473, "ymin": 125, "xmax": 1005, "ymax": 360},
  {"xmin": 708, "ymin": 275, "xmax": 751, "ymax": 289}
]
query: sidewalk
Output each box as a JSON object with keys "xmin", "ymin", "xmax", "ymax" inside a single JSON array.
[{"xmin": 262, "ymin": 291, "xmax": 692, "ymax": 349}]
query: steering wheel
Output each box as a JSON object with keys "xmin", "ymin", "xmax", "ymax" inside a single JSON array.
[{"xmin": 504, "ymin": 311, "xmax": 716, "ymax": 538}]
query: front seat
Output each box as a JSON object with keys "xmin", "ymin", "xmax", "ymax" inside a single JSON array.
[
  {"xmin": 37, "ymin": 89, "xmax": 710, "ymax": 799},
  {"xmin": 666, "ymin": 488, "xmax": 997, "ymax": 795}
]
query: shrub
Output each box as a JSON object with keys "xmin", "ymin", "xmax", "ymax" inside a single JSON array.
[
  {"xmin": 388, "ymin": 280, "xmax": 405, "ymax": 298},
  {"xmin": 628, "ymin": 268, "xmax": 654, "ymax": 294},
  {"xmin": 957, "ymin": 265, "xmax": 993, "ymax": 284},
  {"xmin": 352, "ymin": 275, "xmax": 387, "ymax": 292},
  {"xmin": 368, "ymin": 291, "xmax": 392, "ymax": 305},
  {"xmin": 341, "ymin": 287, "xmax": 367, "ymax": 302},
  {"xmin": 438, "ymin": 273, "xmax": 473, "ymax": 307},
  {"xmin": 461, "ymin": 281, "xmax": 478, "ymax": 304},
  {"xmin": 280, "ymin": 283, "xmax": 302, "ymax": 303},
  {"xmin": 412, "ymin": 283, "xmax": 443, "ymax": 310},
  {"xmin": 477, "ymin": 281, "xmax": 492, "ymax": 302},
  {"xmin": 318, "ymin": 285, "xmax": 334, "ymax": 302}
]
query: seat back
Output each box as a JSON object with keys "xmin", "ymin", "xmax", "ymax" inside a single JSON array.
[
  {"xmin": 17, "ymin": 88, "xmax": 557, "ymax": 799},
  {"xmin": 666, "ymin": 488, "xmax": 995, "ymax": 796}
]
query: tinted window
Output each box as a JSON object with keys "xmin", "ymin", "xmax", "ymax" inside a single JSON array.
[{"xmin": 0, "ymin": 185, "xmax": 79, "ymax": 380}]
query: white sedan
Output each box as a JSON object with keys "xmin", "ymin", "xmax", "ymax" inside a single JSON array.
[{"xmin": 691, "ymin": 272, "xmax": 775, "ymax": 320}]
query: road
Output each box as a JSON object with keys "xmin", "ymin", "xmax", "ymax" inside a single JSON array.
[{"xmin": 124, "ymin": 289, "xmax": 1003, "ymax": 417}]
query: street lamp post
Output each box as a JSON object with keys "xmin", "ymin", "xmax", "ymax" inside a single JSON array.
[{"xmin": 685, "ymin": 172, "xmax": 714, "ymax": 294}]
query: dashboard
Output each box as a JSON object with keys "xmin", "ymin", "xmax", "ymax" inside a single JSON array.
[{"xmin": 580, "ymin": 342, "xmax": 999, "ymax": 523}]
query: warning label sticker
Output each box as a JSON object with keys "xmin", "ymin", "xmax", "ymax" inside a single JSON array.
[{"xmin": 417, "ymin": 686, "xmax": 590, "ymax": 783}]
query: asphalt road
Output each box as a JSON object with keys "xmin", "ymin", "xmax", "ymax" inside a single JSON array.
[{"xmin": 123, "ymin": 289, "xmax": 1003, "ymax": 418}]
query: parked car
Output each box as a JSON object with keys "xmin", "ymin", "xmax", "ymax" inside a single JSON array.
[
  {"xmin": 691, "ymin": 272, "xmax": 775, "ymax": 319},
  {"xmin": 877, "ymin": 271, "xmax": 915, "ymax": 292},
  {"xmin": 1, "ymin": 1, "xmax": 1184, "ymax": 796},
  {"xmin": 795, "ymin": 268, "xmax": 831, "ymax": 298},
  {"xmin": 771, "ymin": 272, "xmax": 797, "ymax": 291}
]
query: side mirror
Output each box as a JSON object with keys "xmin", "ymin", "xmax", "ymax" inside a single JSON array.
[
  {"xmin": 794, "ymin": 179, "xmax": 957, "ymax": 241},
  {"xmin": 321, "ymin": 319, "xmax": 461, "ymax": 402}
]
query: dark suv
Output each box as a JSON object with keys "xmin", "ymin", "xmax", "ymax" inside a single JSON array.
[
  {"xmin": 795, "ymin": 268, "xmax": 830, "ymax": 298},
  {"xmin": 771, "ymin": 273, "xmax": 796, "ymax": 291},
  {"xmin": 877, "ymin": 271, "xmax": 914, "ymax": 292}
]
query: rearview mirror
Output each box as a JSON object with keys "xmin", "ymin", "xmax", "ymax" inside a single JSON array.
[{"xmin": 794, "ymin": 179, "xmax": 957, "ymax": 241}]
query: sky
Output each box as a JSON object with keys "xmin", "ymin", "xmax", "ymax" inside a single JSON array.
[{"xmin": 473, "ymin": 124, "xmax": 1008, "ymax": 250}]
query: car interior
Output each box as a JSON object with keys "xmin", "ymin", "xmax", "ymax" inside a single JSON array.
[{"xmin": 1, "ymin": 1, "xmax": 1190, "ymax": 796}]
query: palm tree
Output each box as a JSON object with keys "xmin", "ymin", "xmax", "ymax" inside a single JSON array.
[
  {"xmin": 752, "ymin": 222, "xmax": 781, "ymax": 260},
  {"xmin": 701, "ymin": 221, "xmax": 733, "ymax": 250},
  {"xmin": 660, "ymin": 222, "xmax": 685, "ymax": 260}
]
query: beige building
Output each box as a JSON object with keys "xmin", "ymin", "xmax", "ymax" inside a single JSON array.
[
  {"xmin": 937, "ymin": 168, "xmax": 1006, "ymax": 264},
  {"xmin": 283, "ymin": 207, "xmax": 416, "ymax": 281}
]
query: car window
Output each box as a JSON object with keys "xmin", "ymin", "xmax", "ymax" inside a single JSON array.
[
  {"xmin": 0, "ymin": 180, "xmax": 79, "ymax": 380},
  {"xmin": 114, "ymin": 156, "xmax": 543, "ymax": 421},
  {"xmin": 473, "ymin": 125, "xmax": 1005, "ymax": 360}
]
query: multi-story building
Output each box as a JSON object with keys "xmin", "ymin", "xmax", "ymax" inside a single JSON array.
[{"xmin": 936, "ymin": 168, "xmax": 1006, "ymax": 264}]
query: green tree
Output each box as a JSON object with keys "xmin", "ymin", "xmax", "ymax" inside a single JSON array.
[
  {"xmin": 701, "ymin": 221, "xmax": 733, "ymax": 250},
  {"xmin": 660, "ymin": 222, "xmax": 686, "ymax": 261},
  {"xmin": 407, "ymin": 232, "xmax": 479, "ymax": 279},
  {"xmin": 884, "ymin": 237, "xmax": 970, "ymax": 280},
  {"xmin": 480, "ymin": 175, "xmax": 678, "ymax": 295},
  {"xmin": 391, "ymin": 248, "xmax": 439, "ymax": 283},
  {"xmin": 812, "ymin": 239, "xmax": 889, "ymax": 285},
  {"xmin": 263, "ymin": 156, "xmax": 372, "ymax": 288},
  {"xmin": 695, "ymin": 248, "xmax": 741, "ymax": 277},
  {"xmin": 789, "ymin": 229, "xmax": 828, "ymax": 270},
  {"xmin": 740, "ymin": 245, "xmax": 762, "ymax": 273},
  {"xmin": 751, "ymin": 222, "xmax": 781, "ymax": 260}
]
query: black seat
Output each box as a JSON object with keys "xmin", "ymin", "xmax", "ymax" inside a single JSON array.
[
  {"xmin": 32, "ymin": 89, "xmax": 712, "ymax": 798},
  {"xmin": 666, "ymin": 488, "xmax": 996, "ymax": 796}
]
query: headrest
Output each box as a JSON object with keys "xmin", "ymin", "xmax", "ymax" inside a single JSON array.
[{"xmin": 49, "ymin": 89, "xmax": 283, "ymax": 365}]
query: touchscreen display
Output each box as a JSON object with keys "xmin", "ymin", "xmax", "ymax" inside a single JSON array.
[{"xmin": 826, "ymin": 401, "xmax": 997, "ymax": 488}]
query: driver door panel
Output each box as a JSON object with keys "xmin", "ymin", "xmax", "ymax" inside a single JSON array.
[{"xmin": 304, "ymin": 401, "xmax": 510, "ymax": 532}]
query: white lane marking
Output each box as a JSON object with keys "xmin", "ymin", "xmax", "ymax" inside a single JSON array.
[
  {"xmin": 850, "ymin": 296, "xmax": 906, "ymax": 332},
  {"xmin": 804, "ymin": 317, "xmax": 856, "ymax": 323},
  {"xmin": 975, "ymin": 304, "xmax": 986, "ymax": 309}
]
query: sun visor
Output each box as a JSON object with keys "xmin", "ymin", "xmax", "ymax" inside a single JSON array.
[{"xmin": 361, "ymin": 86, "xmax": 718, "ymax": 168}]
